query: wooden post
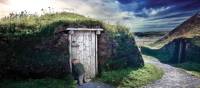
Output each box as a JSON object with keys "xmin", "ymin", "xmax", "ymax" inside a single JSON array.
[
  {"xmin": 178, "ymin": 40, "xmax": 182, "ymax": 63},
  {"xmin": 95, "ymin": 31, "xmax": 99, "ymax": 74},
  {"xmin": 171, "ymin": 39, "xmax": 180, "ymax": 63},
  {"xmin": 176, "ymin": 38, "xmax": 187, "ymax": 63},
  {"xmin": 180, "ymin": 39, "xmax": 187, "ymax": 63},
  {"xmin": 69, "ymin": 30, "xmax": 74, "ymax": 72}
]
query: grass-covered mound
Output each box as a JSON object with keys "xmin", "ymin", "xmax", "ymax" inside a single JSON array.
[
  {"xmin": 0, "ymin": 75, "xmax": 76, "ymax": 88},
  {"xmin": 0, "ymin": 12, "xmax": 143, "ymax": 79},
  {"xmin": 148, "ymin": 13, "xmax": 200, "ymax": 65},
  {"xmin": 98, "ymin": 64, "xmax": 163, "ymax": 88},
  {"xmin": 0, "ymin": 12, "xmax": 104, "ymax": 78}
]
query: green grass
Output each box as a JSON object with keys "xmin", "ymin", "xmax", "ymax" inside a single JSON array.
[
  {"xmin": 0, "ymin": 75, "xmax": 76, "ymax": 88},
  {"xmin": 175, "ymin": 62, "xmax": 200, "ymax": 78},
  {"xmin": 98, "ymin": 64, "xmax": 164, "ymax": 88}
]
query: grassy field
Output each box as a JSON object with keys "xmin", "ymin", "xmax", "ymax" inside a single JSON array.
[
  {"xmin": 0, "ymin": 75, "xmax": 76, "ymax": 88},
  {"xmin": 174, "ymin": 62, "xmax": 200, "ymax": 78},
  {"xmin": 98, "ymin": 64, "xmax": 164, "ymax": 88}
]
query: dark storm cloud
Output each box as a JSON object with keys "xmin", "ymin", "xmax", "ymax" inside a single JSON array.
[
  {"xmin": 120, "ymin": 0, "xmax": 200, "ymax": 16},
  {"xmin": 140, "ymin": 0, "xmax": 196, "ymax": 8}
]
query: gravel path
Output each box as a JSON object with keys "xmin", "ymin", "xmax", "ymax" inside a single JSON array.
[
  {"xmin": 77, "ymin": 82, "xmax": 114, "ymax": 88},
  {"xmin": 143, "ymin": 55, "xmax": 200, "ymax": 88}
]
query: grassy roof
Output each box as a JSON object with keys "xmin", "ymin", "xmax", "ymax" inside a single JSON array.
[
  {"xmin": 0, "ymin": 12, "xmax": 106, "ymax": 37},
  {"xmin": 0, "ymin": 12, "xmax": 132, "ymax": 39},
  {"xmin": 152, "ymin": 13, "xmax": 200, "ymax": 48}
]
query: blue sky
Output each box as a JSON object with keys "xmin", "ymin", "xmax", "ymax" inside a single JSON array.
[
  {"xmin": 115, "ymin": 0, "xmax": 200, "ymax": 32},
  {"xmin": 0, "ymin": 0, "xmax": 200, "ymax": 32}
]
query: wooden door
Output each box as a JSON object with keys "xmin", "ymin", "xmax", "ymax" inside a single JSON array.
[{"xmin": 69, "ymin": 31, "xmax": 97, "ymax": 78}]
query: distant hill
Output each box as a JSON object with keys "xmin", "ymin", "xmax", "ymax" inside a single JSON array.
[
  {"xmin": 154, "ymin": 12, "xmax": 200, "ymax": 48},
  {"xmin": 134, "ymin": 31, "xmax": 169, "ymax": 37}
]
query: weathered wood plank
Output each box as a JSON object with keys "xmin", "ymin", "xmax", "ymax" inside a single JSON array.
[
  {"xmin": 95, "ymin": 33, "xmax": 98, "ymax": 74},
  {"xmin": 69, "ymin": 32, "xmax": 72, "ymax": 72}
]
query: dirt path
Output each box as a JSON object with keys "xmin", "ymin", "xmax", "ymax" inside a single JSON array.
[
  {"xmin": 143, "ymin": 55, "xmax": 200, "ymax": 88},
  {"xmin": 77, "ymin": 82, "xmax": 114, "ymax": 88}
]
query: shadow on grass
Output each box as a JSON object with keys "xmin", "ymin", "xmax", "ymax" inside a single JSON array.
[{"xmin": 140, "ymin": 46, "xmax": 171, "ymax": 63}]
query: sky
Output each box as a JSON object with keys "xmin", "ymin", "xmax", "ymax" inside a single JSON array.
[{"xmin": 0, "ymin": 0, "xmax": 200, "ymax": 32}]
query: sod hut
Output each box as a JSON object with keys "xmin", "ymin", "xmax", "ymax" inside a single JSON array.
[
  {"xmin": 0, "ymin": 12, "xmax": 144, "ymax": 79},
  {"xmin": 153, "ymin": 12, "xmax": 200, "ymax": 63}
]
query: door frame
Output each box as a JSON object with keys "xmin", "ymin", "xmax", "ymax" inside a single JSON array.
[{"xmin": 67, "ymin": 28, "xmax": 103, "ymax": 77}]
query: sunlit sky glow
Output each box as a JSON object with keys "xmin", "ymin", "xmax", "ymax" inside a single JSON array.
[{"xmin": 0, "ymin": 0, "xmax": 200, "ymax": 32}]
